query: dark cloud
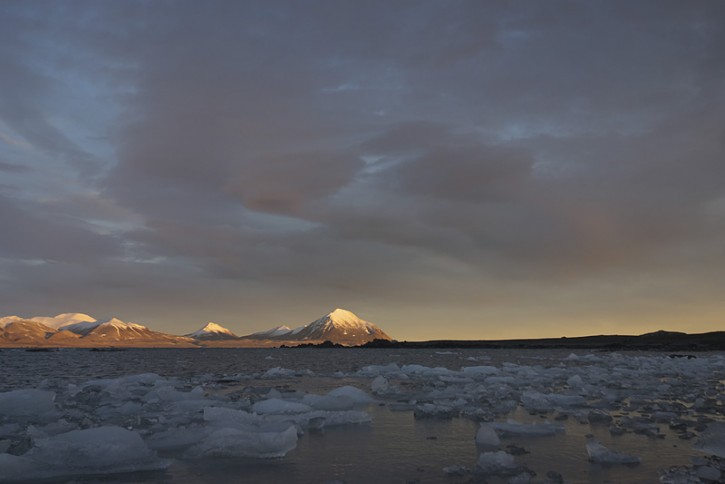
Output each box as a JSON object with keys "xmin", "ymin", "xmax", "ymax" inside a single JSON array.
[
  {"xmin": 224, "ymin": 151, "xmax": 363, "ymax": 215},
  {"xmin": 0, "ymin": 0, "xmax": 724, "ymax": 337},
  {"xmin": 0, "ymin": 194, "xmax": 120, "ymax": 262},
  {"xmin": 0, "ymin": 161, "xmax": 32, "ymax": 173}
]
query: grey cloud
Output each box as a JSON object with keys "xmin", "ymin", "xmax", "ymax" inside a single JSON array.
[
  {"xmin": 1, "ymin": 0, "xmax": 724, "ymax": 336},
  {"xmin": 0, "ymin": 47, "xmax": 95, "ymax": 173},
  {"xmin": 224, "ymin": 152, "xmax": 363, "ymax": 215},
  {"xmin": 0, "ymin": 161, "xmax": 32, "ymax": 173},
  {"xmin": 0, "ymin": 194, "xmax": 121, "ymax": 262}
]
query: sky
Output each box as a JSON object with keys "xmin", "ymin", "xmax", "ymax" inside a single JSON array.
[{"xmin": 1, "ymin": 1, "xmax": 724, "ymax": 340}]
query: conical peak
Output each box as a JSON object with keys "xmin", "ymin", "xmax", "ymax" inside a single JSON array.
[
  {"xmin": 189, "ymin": 321, "xmax": 236, "ymax": 338},
  {"xmin": 202, "ymin": 322, "xmax": 227, "ymax": 331},
  {"xmin": 327, "ymin": 308, "xmax": 359, "ymax": 321}
]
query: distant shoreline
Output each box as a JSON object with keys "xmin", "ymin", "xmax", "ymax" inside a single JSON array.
[
  {"xmin": 356, "ymin": 331, "xmax": 725, "ymax": 351},
  {"xmin": 2, "ymin": 330, "xmax": 724, "ymax": 351}
]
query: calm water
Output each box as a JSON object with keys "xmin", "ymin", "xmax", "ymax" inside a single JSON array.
[{"xmin": 1, "ymin": 347, "xmax": 723, "ymax": 483}]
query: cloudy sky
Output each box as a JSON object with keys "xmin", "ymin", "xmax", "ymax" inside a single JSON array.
[{"xmin": 1, "ymin": 1, "xmax": 724, "ymax": 339}]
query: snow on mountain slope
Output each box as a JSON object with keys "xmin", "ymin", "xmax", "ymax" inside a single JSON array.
[
  {"xmin": 242, "ymin": 309, "xmax": 392, "ymax": 345},
  {"xmin": 0, "ymin": 309, "xmax": 391, "ymax": 347},
  {"xmin": 187, "ymin": 322, "xmax": 238, "ymax": 340},
  {"xmin": 0, "ymin": 314, "xmax": 192, "ymax": 347},
  {"xmin": 80, "ymin": 318, "xmax": 187, "ymax": 344},
  {"xmin": 293, "ymin": 309, "xmax": 392, "ymax": 344},
  {"xmin": 251, "ymin": 325, "xmax": 292, "ymax": 338},
  {"xmin": 30, "ymin": 313, "xmax": 97, "ymax": 330},
  {"xmin": 0, "ymin": 316, "xmax": 22, "ymax": 328}
]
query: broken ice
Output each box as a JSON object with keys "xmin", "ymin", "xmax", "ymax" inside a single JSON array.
[{"xmin": 585, "ymin": 435, "xmax": 641, "ymax": 465}]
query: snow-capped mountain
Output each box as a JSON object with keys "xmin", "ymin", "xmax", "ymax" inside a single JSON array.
[
  {"xmin": 82, "ymin": 318, "xmax": 183, "ymax": 344},
  {"xmin": 30, "ymin": 313, "xmax": 98, "ymax": 331},
  {"xmin": 0, "ymin": 313, "xmax": 99, "ymax": 334},
  {"xmin": 0, "ymin": 315, "xmax": 23, "ymax": 328},
  {"xmin": 243, "ymin": 309, "xmax": 392, "ymax": 345},
  {"xmin": 0, "ymin": 313, "xmax": 197, "ymax": 347},
  {"xmin": 187, "ymin": 322, "xmax": 238, "ymax": 340},
  {"xmin": 0, "ymin": 309, "xmax": 392, "ymax": 347}
]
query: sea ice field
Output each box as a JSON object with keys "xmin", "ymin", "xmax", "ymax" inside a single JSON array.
[{"xmin": 1, "ymin": 348, "xmax": 724, "ymax": 483}]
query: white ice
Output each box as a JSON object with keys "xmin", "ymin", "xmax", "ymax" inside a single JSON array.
[
  {"xmin": 0, "ymin": 426, "xmax": 169, "ymax": 481},
  {"xmin": 695, "ymin": 422, "xmax": 725, "ymax": 458},
  {"xmin": 585, "ymin": 435, "xmax": 641, "ymax": 464},
  {"xmin": 491, "ymin": 419, "xmax": 565, "ymax": 437},
  {"xmin": 475, "ymin": 450, "xmax": 519, "ymax": 475},
  {"xmin": 475, "ymin": 423, "xmax": 501, "ymax": 447},
  {"xmin": 302, "ymin": 394, "xmax": 355, "ymax": 411},
  {"xmin": 185, "ymin": 426, "xmax": 298, "ymax": 459},
  {"xmin": 251, "ymin": 398, "xmax": 314, "ymax": 415},
  {"xmin": 0, "ymin": 389, "xmax": 56, "ymax": 417},
  {"xmin": 324, "ymin": 385, "xmax": 375, "ymax": 404}
]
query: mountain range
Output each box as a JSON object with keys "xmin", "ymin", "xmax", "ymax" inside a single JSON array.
[{"xmin": 0, "ymin": 309, "xmax": 392, "ymax": 348}]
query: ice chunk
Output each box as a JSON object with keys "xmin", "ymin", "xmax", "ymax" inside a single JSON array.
[
  {"xmin": 290, "ymin": 410, "xmax": 372, "ymax": 428},
  {"xmin": 659, "ymin": 466, "xmax": 703, "ymax": 484},
  {"xmin": 371, "ymin": 375, "xmax": 390, "ymax": 394},
  {"xmin": 442, "ymin": 465, "xmax": 470, "ymax": 476},
  {"xmin": 585, "ymin": 435, "xmax": 641, "ymax": 464},
  {"xmin": 326, "ymin": 386, "xmax": 375, "ymax": 404},
  {"xmin": 0, "ymin": 423, "xmax": 21, "ymax": 438},
  {"xmin": 475, "ymin": 423, "xmax": 501, "ymax": 447},
  {"xmin": 146, "ymin": 426, "xmax": 208, "ymax": 451},
  {"xmin": 475, "ymin": 451, "xmax": 519, "ymax": 475},
  {"xmin": 491, "ymin": 420, "xmax": 564, "ymax": 437},
  {"xmin": 26, "ymin": 419, "xmax": 78, "ymax": 439},
  {"xmin": 251, "ymin": 398, "xmax": 313, "ymax": 415},
  {"xmin": 414, "ymin": 403, "xmax": 458, "ymax": 419},
  {"xmin": 185, "ymin": 425, "xmax": 298, "ymax": 458},
  {"xmin": 509, "ymin": 471, "xmax": 534, "ymax": 483},
  {"xmin": 0, "ymin": 389, "xmax": 55, "ymax": 417},
  {"xmin": 567, "ymin": 374, "xmax": 584, "ymax": 387},
  {"xmin": 261, "ymin": 367, "xmax": 296, "ymax": 379},
  {"xmin": 521, "ymin": 391, "xmax": 585, "ymax": 412},
  {"xmin": 587, "ymin": 410, "xmax": 613, "ymax": 425},
  {"xmin": 357, "ymin": 363, "xmax": 402, "ymax": 377},
  {"xmin": 695, "ymin": 422, "xmax": 725, "ymax": 458},
  {"xmin": 0, "ymin": 454, "xmax": 36, "ymax": 481},
  {"xmin": 0, "ymin": 426, "xmax": 169, "ymax": 481},
  {"xmin": 696, "ymin": 466, "xmax": 721, "ymax": 481},
  {"xmin": 461, "ymin": 366, "xmax": 500, "ymax": 378},
  {"xmin": 302, "ymin": 394, "xmax": 355, "ymax": 411},
  {"xmin": 204, "ymin": 406, "xmax": 268, "ymax": 429},
  {"xmin": 401, "ymin": 364, "xmax": 453, "ymax": 378}
]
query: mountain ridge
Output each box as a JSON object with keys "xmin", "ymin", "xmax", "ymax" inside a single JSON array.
[{"xmin": 0, "ymin": 309, "xmax": 392, "ymax": 347}]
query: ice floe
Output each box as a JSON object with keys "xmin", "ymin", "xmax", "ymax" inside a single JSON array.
[
  {"xmin": 0, "ymin": 389, "xmax": 56, "ymax": 417},
  {"xmin": 475, "ymin": 450, "xmax": 520, "ymax": 475},
  {"xmin": 475, "ymin": 423, "xmax": 501, "ymax": 447},
  {"xmin": 585, "ymin": 435, "xmax": 641, "ymax": 464},
  {"xmin": 0, "ymin": 426, "xmax": 169, "ymax": 481}
]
